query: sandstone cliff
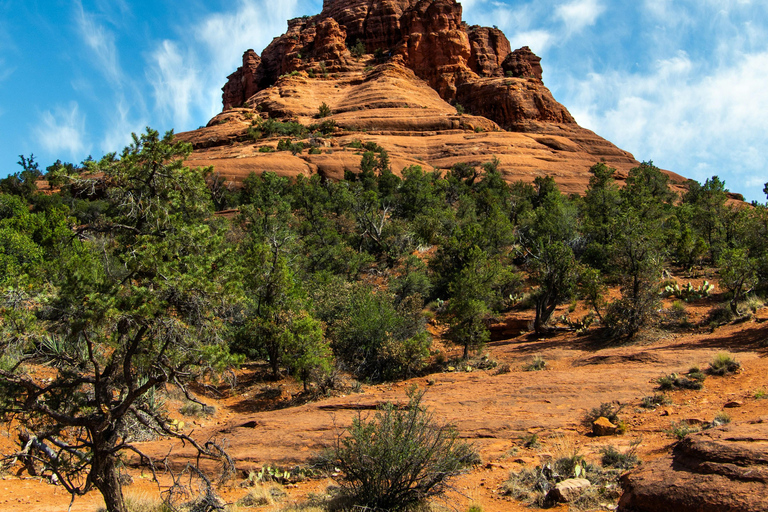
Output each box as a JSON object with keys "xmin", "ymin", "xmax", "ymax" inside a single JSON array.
[{"xmin": 179, "ymin": 0, "xmax": 688, "ymax": 195}]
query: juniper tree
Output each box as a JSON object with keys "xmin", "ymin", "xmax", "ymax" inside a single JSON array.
[{"xmin": 0, "ymin": 129, "xmax": 241, "ymax": 512}]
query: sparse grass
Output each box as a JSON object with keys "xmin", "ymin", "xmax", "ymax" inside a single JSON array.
[
  {"xmin": 664, "ymin": 421, "xmax": 700, "ymax": 440},
  {"xmin": 739, "ymin": 295, "xmax": 764, "ymax": 315},
  {"xmin": 755, "ymin": 388, "xmax": 768, "ymax": 399},
  {"xmin": 237, "ymin": 483, "xmax": 287, "ymax": 507},
  {"xmin": 657, "ymin": 368, "xmax": 705, "ymax": 391},
  {"xmin": 520, "ymin": 432, "xmax": 540, "ymax": 449},
  {"xmin": 523, "ymin": 355, "xmax": 546, "ymax": 371},
  {"xmin": 179, "ymin": 401, "xmax": 215, "ymax": 418},
  {"xmin": 504, "ymin": 435, "xmax": 624, "ymax": 509},
  {"xmin": 599, "ymin": 439, "xmax": 641, "ymax": 470},
  {"xmin": 97, "ymin": 494, "xmax": 172, "ymax": 512},
  {"xmin": 707, "ymin": 352, "xmax": 740, "ymax": 376},
  {"xmin": 640, "ymin": 393, "xmax": 672, "ymax": 409},
  {"xmin": 712, "ymin": 411, "xmax": 731, "ymax": 427},
  {"xmin": 583, "ymin": 402, "xmax": 623, "ymax": 427}
]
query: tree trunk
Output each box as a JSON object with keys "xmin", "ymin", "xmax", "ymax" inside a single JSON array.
[{"xmin": 92, "ymin": 452, "xmax": 126, "ymax": 512}]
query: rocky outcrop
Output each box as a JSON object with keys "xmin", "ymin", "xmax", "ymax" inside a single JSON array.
[
  {"xmin": 319, "ymin": 0, "xmax": 418, "ymax": 51},
  {"xmin": 397, "ymin": 0, "xmax": 473, "ymax": 99},
  {"xmin": 618, "ymin": 423, "xmax": 768, "ymax": 512},
  {"xmin": 502, "ymin": 46, "xmax": 543, "ymax": 80},
  {"xmin": 456, "ymin": 77, "xmax": 576, "ymax": 129},
  {"xmin": 222, "ymin": 50, "xmax": 262, "ymax": 110},
  {"xmin": 195, "ymin": 0, "xmax": 693, "ymax": 197},
  {"xmin": 467, "ymin": 26, "xmax": 511, "ymax": 77}
]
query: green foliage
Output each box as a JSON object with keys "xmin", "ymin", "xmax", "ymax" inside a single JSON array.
[
  {"xmin": 664, "ymin": 422, "xmax": 699, "ymax": 440},
  {"xmin": 349, "ymin": 40, "xmax": 366, "ymax": 59},
  {"xmin": 600, "ymin": 441, "xmax": 640, "ymax": 469},
  {"xmin": 657, "ymin": 370, "xmax": 705, "ymax": 390},
  {"xmin": 317, "ymin": 102, "xmax": 332, "ymax": 118},
  {"xmin": 708, "ymin": 352, "xmax": 740, "ymax": 376},
  {"xmin": 523, "ymin": 355, "xmax": 546, "ymax": 371},
  {"xmin": 0, "ymin": 128, "xmax": 242, "ymax": 512},
  {"xmin": 314, "ymin": 280, "xmax": 430, "ymax": 381},
  {"xmin": 455, "ymin": 103, "xmax": 465, "ymax": 115},
  {"xmin": 583, "ymin": 402, "xmax": 623, "ymax": 427},
  {"xmin": 332, "ymin": 389, "xmax": 478, "ymax": 510}
]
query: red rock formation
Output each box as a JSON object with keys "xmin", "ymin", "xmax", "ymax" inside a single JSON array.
[
  {"xmin": 319, "ymin": 0, "xmax": 418, "ymax": 50},
  {"xmin": 222, "ymin": 50, "xmax": 262, "ymax": 110},
  {"xmin": 456, "ymin": 77, "xmax": 575, "ymax": 129},
  {"xmin": 502, "ymin": 46, "xmax": 543, "ymax": 80},
  {"xmin": 467, "ymin": 26, "xmax": 511, "ymax": 77},
  {"xmin": 618, "ymin": 423, "xmax": 768, "ymax": 512},
  {"xmin": 398, "ymin": 0, "xmax": 472, "ymax": 99}
]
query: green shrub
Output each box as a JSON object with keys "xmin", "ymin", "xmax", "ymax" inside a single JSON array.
[
  {"xmin": 332, "ymin": 390, "xmax": 478, "ymax": 510},
  {"xmin": 657, "ymin": 369, "xmax": 705, "ymax": 390},
  {"xmin": 258, "ymin": 145, "xmax": 273, "ymax": 153},
  {"xmin": 455, "ymin": 103, "xmax": 465, "ymax": 115},
  {"xmin": 317, "ymin": 102, "xmax": 332, "ymax": 118},
  {"xmin": 707, "ymin": 303, "xmax": 735, "ymax": 326},
  {"xmin": 349, "ymin": 41, "xmax": 366, "ymax": 59},
  {"xmin": 583, "ymin": 402, "xmax": 623, "ymax": 427},
  {"xmin": 640, "ymin": 393, "xmax": 672, "ymax": 409},
  {"xmin": 520, "ymin": 432, "xmax": 540, "ymax": 449},
  {"xmin": 523, "ymin": 355, "xmax": 546, "ymax": 371},
  {"xmin": 664, "ymin": 421, "xmax": 699, "ymax": 440},
  {"xmin": 599, "ymin": 441, "xmax": 640, "ymax": 469},
  {"xmin": 708, "ymin": 352, "xmax": 740, "ymax": 376}
]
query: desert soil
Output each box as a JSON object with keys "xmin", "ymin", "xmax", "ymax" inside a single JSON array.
[{"xmin": 2, "ymin": 290, "xmax": 767, "ymax": 512}]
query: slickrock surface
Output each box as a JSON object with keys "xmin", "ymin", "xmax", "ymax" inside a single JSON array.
[{"xmin": 618, "ymin": 423, "xmax": 768, "ymax": 512}]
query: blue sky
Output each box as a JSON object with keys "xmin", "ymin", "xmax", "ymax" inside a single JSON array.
[{"xmin": 2, "ymin": 0, "xmax": 767, "ymax": 202}]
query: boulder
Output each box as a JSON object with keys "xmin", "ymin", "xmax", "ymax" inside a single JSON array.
[
  {"xmin": 593, "ymin": 416, "xmax": 618, "ymax": 437},
  {"xmin": 547, "ymin": 478, "xmax": 592, "ymax": 503},
  {"xmin": 617, "ymin": 423, "xmax": 768, "ymax": 512}
]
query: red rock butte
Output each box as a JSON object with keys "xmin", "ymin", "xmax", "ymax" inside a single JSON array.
[{"xmin": 177, "ymin": 0, "xmax": 688, "ymax": 194}]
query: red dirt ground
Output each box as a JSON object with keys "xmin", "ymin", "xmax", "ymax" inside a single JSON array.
[{"xmin": 2, "ymin": 287, "xmax": 767, "ymax": 512}]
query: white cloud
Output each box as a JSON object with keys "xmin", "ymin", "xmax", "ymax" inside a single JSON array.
[
  {"xmin": 555, "ymin": 0, "xmax": 605, "ymax": 35},
  {"xmin": 146, "ymin": 0, "xmax": 311, "ymax": 130},
  {"xmin": 34, "ymin": 102, "xmax": 90, "ymax": 159},
  {"xmin": 508, "ymin": 30, "xmax": 554, "ymax": 54},
  {"xmin": 101, "ymin": 99, "xmax": 148, "ymax": 155},
  {"xmin": 74, "ymin": 0, "xmax": 122, "ymax": 84},
  {"xmin": 147, "ymin": 40, "xmax": 203, "ymax": 129},
  {"xmin": 565, "ymin": 50, "xmax": 768, "ymax": 201}
]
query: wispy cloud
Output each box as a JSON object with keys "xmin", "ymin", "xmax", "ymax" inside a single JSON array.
[
  {"xmin": 555, "ymin": 0, "xmax": 605, "ymax": 35},
  {"xmin": 101, "ymin": 99, "xmax": 148, "ymax": 156},
  {"xmin": 74, "ymin": 0, "xmax": 122, "ymax": 84},
  {"xmin": 34, "ymin": 102, "xmax": 90, "ymax": 159},
  {"xmin": 146, "ymin": 0, "xmax": 311, "ymax": 130},
  {"xmin": 147, "ymin": 41, "xmax": 203, "ymax": 129}
]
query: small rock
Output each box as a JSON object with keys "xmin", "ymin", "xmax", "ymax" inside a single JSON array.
[
  {"xmin": 723, "ymin": 400, "xmax": 743, "ymax": 408},
  {"xmin": 660, "ymin": 409, "xmax": 671, "ymax": 416},
  {"xmin": 593, "ymin": 416, "xmax": 617, "ymax": 436},
  {"xmin": 683, "ymin": 418, "xmax": 707, "ymax": 425},
  {"xmin": 546, "ymin": 478, "xmax": 591, "ymax": 503}
]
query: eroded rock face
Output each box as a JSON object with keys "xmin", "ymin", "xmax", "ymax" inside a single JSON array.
[
  {"xmin": 200, "ymin": 0, "xmax": 693, "ymax": 196},
  {"xmin": 456, "ymin": 77, "xmax": 576, "ymax": 129},
  {"xmin": 397, "ymin": 0, "xmax": 472, "ymax": 98},
  {"xmin": 618, "ymin": 423, "xmax": 768, "ymax": 512},
  {"xmin": 222, "ymin": 50, "xmax": 262, "ymax": 110},
  {"xmin": 320, "ymin": 0, "xmax": 418, "ymax": 50},
  {"xmin": 502, "ymin": 46, "xmax": 543, "ymax": 80},
  {"xmin": 468, "ymin": 26, "xmax": 511, "ymax": 77}
]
